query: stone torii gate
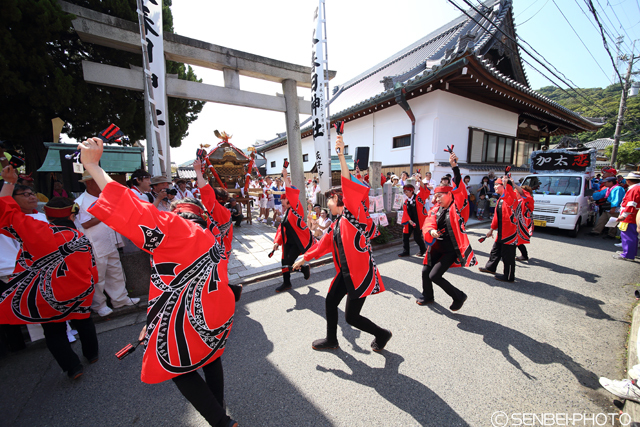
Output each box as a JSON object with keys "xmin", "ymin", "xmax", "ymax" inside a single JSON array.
[{"xmin": 59, "ymin": 1, "xmax": 335, "ymax": 208}]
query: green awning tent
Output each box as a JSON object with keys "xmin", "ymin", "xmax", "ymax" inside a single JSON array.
[{"xmin": 37, "ymin": 142, "xmax": 144, "ymax": 173}]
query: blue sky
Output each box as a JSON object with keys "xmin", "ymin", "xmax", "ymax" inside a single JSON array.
[{"xmin": 153, "ymin": 0, "xmax": 640, "ymax": 164}]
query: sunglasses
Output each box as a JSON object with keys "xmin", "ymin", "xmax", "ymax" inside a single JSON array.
[{"xmin": 15, "ymin": 191, "xmax": 36, "ymax": 198}]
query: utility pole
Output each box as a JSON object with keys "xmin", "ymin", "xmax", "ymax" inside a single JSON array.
[{"xmin": 611, "ymin": 40, "xmax": 637, "ymax": 167}]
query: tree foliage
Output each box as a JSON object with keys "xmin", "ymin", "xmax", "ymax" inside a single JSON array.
[
  {"xmin": 537, "ymin": 84, "xmax": 640, "ymax": 144},
  {"xmin": 604, "ymin": 140, "xmax": 640, "ymax": 166},
  {"xmin": 0, "ymin": 0, "xmax": 203, "ymax": 155}
]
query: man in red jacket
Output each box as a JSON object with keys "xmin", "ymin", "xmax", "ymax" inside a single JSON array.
[
  {"xmin": 293, "ymin": 136, "xmax": 392, "ymax": 352},
  {"xmin": 418, "ymin": 151, "xmax": 476, "ymax": 309},
  {"xmin": 398, "ymin": 180, "xmax": 430, "ymax": 257},
  {"xmin": 272, "ymin": 166, "xmax": 313, "ymax": 293},
  {"xmin": 614, "ymin": 172, "xmax": 640, "ymax": 261},
  {"xmin": 0, "ymin": 166, "xmax": 98, "ymax": 380},
  {"xmin": 479, "ymin": 176, "xmax": 520, "ymax": 281}
]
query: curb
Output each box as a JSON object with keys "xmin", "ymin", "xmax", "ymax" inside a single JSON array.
[{"xmin": 623, "ymin": 304, "xmax": 640, "ymax": 422}]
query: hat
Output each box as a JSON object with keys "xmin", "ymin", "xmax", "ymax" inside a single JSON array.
[
  {"xmin": 602, "ymin": 167, "xmax": 617, "ymax": 175},
  {"xmin": 150, "ymin": 176, "xmax": 172, "ymax": 185},
  {"xmin": 602, "ymin": 176, "xmax": 617, "ymax": 183},
  {"xmin": 79, "ymin": 170, "xmax": 94, "ymax": 182},
  {"xmin": 228, "ymin": 197, "xmax": 236, "ymax": 202},
  {"xmin": 623, "ymin": 172, "xmax": 640, "ymax": 180}
]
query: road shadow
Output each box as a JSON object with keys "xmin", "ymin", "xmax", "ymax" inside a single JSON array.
[
  {"xmin": 224, "ymin": 304, "xmax": 334, "ymax": 426},
  {"xmin": 380, "ymin": 275, "xmax": 422, "ymax": 301},
  {"xmin": 429, "ymin": 304, "xmax": 600, "ymax": 389},
  {"xmin": 286, "ymin": 286, "xmax": 366, "ymax": 353},
  {"xmin": 316, "ymin": 350, "xmax": 469, "ymax": 426}
]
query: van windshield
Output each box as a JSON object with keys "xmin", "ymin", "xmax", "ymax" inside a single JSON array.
[{"xmin": 523, "ymin": 176, "xmax": 582, "ymax": 196}]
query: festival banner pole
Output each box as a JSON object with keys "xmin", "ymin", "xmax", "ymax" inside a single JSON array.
[
  {"xmin": 136, "ymin": 0, "xmax": 169, "ymax": 177},
  {"xmin": 311, "ymin": 0, "xmax": 332, "ymax": 191}
]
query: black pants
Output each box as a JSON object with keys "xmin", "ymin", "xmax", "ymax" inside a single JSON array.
[
  {"xmin": 0, "ymin": 280, "xmax": 26, "ymax": 353},
  {"xmin": 41, "ymin": 317, "xmax": 99, "ymax": 373},
  {"xmin": 421, "ymin": 250, "xmax": 465, "ymax": 302},
  {"xmin": 232, "ymin": 214, "xmax": 244, "ymax": 226},
  {"xmin": 485, "ymin": 241, "xmax": 516, "ymax": 281},
  {"xmin": 281, "ymin": 241, "xmax": 301, "ymax": 286},
  {"xmin": 325, "ymin": 272, "xmax": 385, "ymax": 342},
  {"xmin": 172, "ymin": 358, "xmax": 229, "ymax": 427},
  {"xmin": 403, "ymin": 223, "xmax": 426, "ymax": 254},
  {"xmin": 517, "ymin": 244, "xmax": 528, "ymax": 259}
]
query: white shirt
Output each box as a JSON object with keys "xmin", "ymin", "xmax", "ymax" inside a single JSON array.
[
  {"xmin": 318, "ymin": 217, "xmax": 332, "ymax": 236},
  {"xmin": 148, "ymin": 192, "xmax": 172, "ymax": 212},
  {"xmin": 131, "ymin": 186, "xmax": 151, "ymax": 202},
  {"xmin": 0, "ymin": 211, "xmax": 48, "ymax": 279},
  {"xmin": 75, "ymin": 192, "xmax": 121, "ymax": 257},
  {"xmin": 176, "ymin": 188, "xmax": 194, "ymax": 200}
]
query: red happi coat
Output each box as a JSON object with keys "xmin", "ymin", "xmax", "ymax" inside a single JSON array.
[
  {"xmin": 274, "ymin": 186, "xmax": 313, "ymax": 255},
  {"xmin": 0, "ymin": 197, "xmax": 97, "ymax": 324},
  {"xmin": 491, "ymin": 183, "xmax": 520, "ymax": 245},
  {"xmin": 421, "ymin": 179, "xmax": 477, "ymax": 268},
  {"xmin": 88, "ymin": 182, "xmax": 235, "ymax": 384},
  {"xmin": 619, "ymin": 184, "xmax": 640, "ymax": 224},
  {"xmin": 401, "ymin": 186, "xmax": 431, "ymax": 233},
  {"xmin": 516, "ymin": 190, "xmax": 534, "ymax": 245},
  {"xmin": 304, "ymin": 176, "xmax": 385, "ymax": 299}
]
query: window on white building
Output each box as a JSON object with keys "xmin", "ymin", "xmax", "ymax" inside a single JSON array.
[
  {"xmin": 393, "ymin": 135, "xmax": 411, "ymax": 149},
  {"xmin": 303, "ymin": 154, "xmax": 309, "ymax": 162},
  {"xmin": 466, "ymin": 128, "xmax": 516, "ymax": 164},
  {"xmin": 271, "ymin": 161, "xmax": 276, "ymax": 168},
  {"xmin": 343, "ymin": 145, "xmax": 349, "ymax": 155}
]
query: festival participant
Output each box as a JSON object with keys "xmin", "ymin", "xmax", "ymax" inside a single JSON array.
[
  {"xmin": 398, "ymin": 181, "xmax": 429, "ymax": 257},
  {"xmin": 175, "ymin": 178, "xmax": 194, "ymax": 200},
  {"xmin": 148, "ymin": 176, "xmax": 172, "ymax": 212},
  {"xmin": 0, "ymin": 166, "xmax": 98, "ymax": 380},
  {"xmin": 272, "ymin": 166, "xmax": 313, "ymax": 293},
  {"xmin": 589, "ymin": 177, "xmax": 625, "ymax": 238},
  {"xmin": 613, "ymin": 172, "xmax": 640, "ymax": 261},
  {"xmin": 78, "ymin": 138, "xmax": 237, "ymax": 427},
  {"xmin": 128, "ymin": 169, "xmax": 152, "ymax": 201},
  {"xmin": 416, "ymin": 151, "xmax": 476, "ymax": 309},
  {"xmin": 293, "ymin": 135, "xmax": 392, "ymax": 352},
  {"xmin": 479, "ymin": 175, "xmax": 520, "ymax": 282},
  {"xmin": 515, "ymin": 185, "xmax": 534, "ymax": 262}
]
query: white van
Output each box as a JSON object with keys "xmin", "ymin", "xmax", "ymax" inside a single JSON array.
[{"xmin": 521, "ymin": 148, "xmax": 597, "ymax": 237}]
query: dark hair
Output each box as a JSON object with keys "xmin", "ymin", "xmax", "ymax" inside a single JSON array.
[
  {"xmin": 45, "ymin": 197, "xmax": 78, "ymax": 224},
  {"xmin": 324, "ymin": 189, "xmax": 344, "ymax": 207},
  {"xmin": 128, "ymin": 169, "xmax": 151, "ymax": 187},
  {"xmin": 463, "ymin": 175, "xmax": 471, "ymax": 181},
  {"xmin": 482, "ymin": 176, "xmax": 489, "ymax": 183},
  {"xmin": 170, "ymin": 197, "xmax": 207, "ymax": 229},
  {"xmin": 214, "ymin": 188, "xmax": 229, "ymax": 203},
  {"xmin": 12, "ymin": 184, "xmax": 32, "ymax": 196}
]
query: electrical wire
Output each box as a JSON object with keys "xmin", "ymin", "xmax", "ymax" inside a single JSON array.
[
  {"xmin": 584, "ymin": 0, "xmax": 624, "ymax": 83},
  {"xmin": 550, "ymin": 0, "xmax": 613, "ymax": 84},
  {"xmin": 517, "ymin": 0, "xmax": 550, "ymax": 26}
]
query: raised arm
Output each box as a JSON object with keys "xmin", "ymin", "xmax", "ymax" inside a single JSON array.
[
  {"xmin": 0, "ymin": 166, "xmax": 18, "ymax": 198},
  {"xmin": 79, "ymin": 137, "xmax": 114, "ymax": 190},
  {"xmin": 449, "ymin": 152, "xmax": 462, "ymax": 187},
  {"xmin": 336, "ymin": 136, "xmax": 350, "ymax": 179},
  {"xmin": 282, "ymin": 166, "xmax": 289, "ymax": 188}
]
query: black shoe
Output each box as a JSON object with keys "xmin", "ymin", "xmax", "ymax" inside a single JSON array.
[
  {"xmin": 416, "ymin": 297, "xmax": 435, "ymax": 306},
  {"xmin": 275, "ymin": 283, "xmax": 292, "ymax": 293},
  {"xmin": 68, "ymin": 364, "xmax": 84, "ymax": 380},
  {"xmin": 371, "ymin": 329, "xmax": 392, "ymax": 352},
  {"xmin": 417, "ymin": 251, "xmax": 426, "ymax": 257},
  {"xmin": 227, "ymin": 420, "xmax": 238, "ymax": 427},
  {"xmin": 515, "ymin": 256, "xmax": 529, "ymax": 262},
  {"xmin": 449, "ymin": 293, "xmax": 467, "ymax": 311},
  {"xmin": 301, "ymin": 264, "xmax": 310, "ymax": 280},
  {"xmin": 230, "ymin": 284, "xmax": 243, "ymax": 302},
  {"xmin": 398, "ymin": 252, "xmax": 410, "ymax": 257},
  {"xmin": 495, "ymin": 275, "xmax": 514, "ymax": 282},
  {"xmin": 87, "ymin": 355, "xmax": 99, "ymax": 364},
  {"xmin": 235, "ymin": 224, "xmax": 242, "ymax": 228},
  {"xmin": 312, "ymin": 338, "xmax": 339, "ymax": 351},
  {"xmin": 478, "ymin": 267, "xmax": 496, "ymax": 274}
]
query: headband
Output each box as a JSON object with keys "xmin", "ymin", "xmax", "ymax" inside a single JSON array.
[
  {"xmin": 44, "ymin": 203, "xmax": 79, "ymax": 218},
  {"xmin": 173, "ymin": 203, "xmax": 206, "ymax": 219},
  {"xmin": 403, "ymin": 184, "xmax": 415, "ymax": 191},
  {"xmin": 434, "ymin": 185, "xmax": 453, "ymax": 193},
  {"xmin": 495, "ymin": 178, "xmax": 504, "ymax": 185}
]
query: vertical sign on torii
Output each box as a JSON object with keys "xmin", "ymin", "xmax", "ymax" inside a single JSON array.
[
  {"xmin": 311, "ymin": 0, "xmax": 331, "ymax": 191},
  {"xmin": 136, "ymin": 0, "xmax": 169, "ymax": 177}
]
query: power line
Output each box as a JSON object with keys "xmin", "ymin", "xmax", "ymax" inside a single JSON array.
[
  {"xmin": 584, "ymin": 0, "xmax": 624, "ymax": 83},
  {"xmin": 551, "ymin": 0, "xmax": 613, "ymax": 84},
  {"xmin": 517, "ymin": 0, "xmax": 550, "ymax": 26},
  {"xmin": 594, "ymin": 0, "xmax": 634, "ymax": 51},
  {"xmin": 605, "ymin": 0, "xmax": 634, "ymax": 42}
]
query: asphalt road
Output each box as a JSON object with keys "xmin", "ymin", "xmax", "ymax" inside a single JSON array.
[{"xmin": 1, "ymin": 226, "xmax": 639, "ymax": 427}]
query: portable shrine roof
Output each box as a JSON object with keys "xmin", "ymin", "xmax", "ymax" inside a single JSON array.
[{"xmin": 258, "ymin": 0, "xmax": 601, "ymax": 154}]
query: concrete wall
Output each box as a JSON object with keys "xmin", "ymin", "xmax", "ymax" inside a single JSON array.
[{"xmin": 262, "ymin": 89, "xmax": 520, "ymax": 186}]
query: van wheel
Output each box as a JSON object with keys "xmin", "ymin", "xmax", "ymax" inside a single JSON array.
[{"xmin": 568, "ymin": 218, "xmax": 580, "ymax": 237}]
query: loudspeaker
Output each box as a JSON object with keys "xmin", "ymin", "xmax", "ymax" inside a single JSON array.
[{"xmin": 354, "ymin": 147, "xmax": 370, "ymax": 170}]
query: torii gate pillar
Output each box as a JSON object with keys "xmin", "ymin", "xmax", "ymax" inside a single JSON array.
[{"xmin": 282, "ymin": 79, "xmax": 306, "ymax": 216}]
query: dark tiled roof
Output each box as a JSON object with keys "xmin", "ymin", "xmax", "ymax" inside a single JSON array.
[
  {"xmin": 258, "ymin": 0, "xmax": 598, "ymax": 153},
  {"xmin": 438, "ymin": 162, "xmax": 529, "ymax": 172}
]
